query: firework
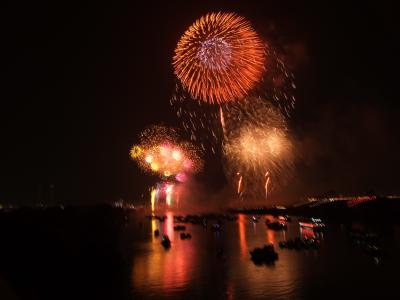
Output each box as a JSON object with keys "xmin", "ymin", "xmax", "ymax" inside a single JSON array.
[
  {"xmin": 264, "ymin": 171, "xmax": 270, "ymax": 201},
  {"xmin": 173, "ymin": 12, "xmax": 265, "ymax": 104},
  {"xmin": 170, "ymin": 90, "xmax": 223, "ymax": 154},
  {"xmin": 237, "ymin": 172, "xmax": 244, "ymax": 197},
  {"xmin": 171, "ymin": 44, "xmax": 296, "ymax": 156},
  {"xmin": 223, "ymin": 98, "xmax": 294, "ymax": 197},
  {"xmin": 225, "ymin": 126, "xmax": 293, "ymax": 174},
  {"xmin": 130, "ymin": 125, "xmax": 203, "ymax": 178},
  {"xmin": 255, "ymin": 44, "xmax": 296, "ymax": 118}
]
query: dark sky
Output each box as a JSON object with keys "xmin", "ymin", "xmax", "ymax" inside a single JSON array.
[{"xmin": 2, "ymin": 1, "xmax": 399, "ymax": 205}]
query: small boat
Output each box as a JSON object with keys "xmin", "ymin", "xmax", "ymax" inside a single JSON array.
[
  {"xmin": 180, "ymin": 232, "xmax": 192, "ymax": 240},
  {"xmin": 211, "ymin": 223, "xmax": 221, "ymax": 231},
  {"xmin": 299, "ymin": 218, "xmax": 326, "ymax": 231},
  {"xmin": 278, "ymin": 216, "xmax": 286, "ymax": 222},
  {"xmin": 161, "ymin": 235, "xmax": 171, "ymax": 248},
  {"xmin": 280, "ymin": 238, "xmax": 320, "ymax": 250},
  {"xmin": 266, "ymin": 221, "xmax": 287, "ymax": 230},
  {"xmin": 250, "ymin": 244, "xmax": 279, "ymax": 264},
  {"xmin": 173, "ymin": 225, "xmax": 186, "ymax": 231}
]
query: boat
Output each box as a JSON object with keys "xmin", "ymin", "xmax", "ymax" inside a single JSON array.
[
  {"xmin": 281, "ymin": 238, "xmax": 320, "ymax": 250},
  {"xmin": 250, "ymin": 244, "xmax": 279, "ymax": 264},
  {"xmin": 180, "ymin": 232, "xmax": 192, "ymax": 240},
  {"xmin": 266, "ymin": 221, "xmax": 287, "ymax": 230},
  {"xmin": 173, "ymin": 225, "xmax": 186, "ymax": 231},
  {"xmin": 211, "ymin": 223, "xmax": 221, "ymax": 231},
  {"xmin": 161, "ymin": 235, "xmax": 171, "ymax": 248},
  {"xmin": 251, "ymin": 216, "xmax": 259, "ymax": 223},
  {"xmin": 299, "ymin": 218, "xmax": 326, "ymax": 231}
]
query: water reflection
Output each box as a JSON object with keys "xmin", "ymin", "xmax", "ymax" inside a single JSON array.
[
  {"xmin": 163, "ymin": 211, "xmax": 174, "ymax": 241},
  {"xmin": 130, "ymin": 212, "xmax": 400, "ymax": 299},
  {"xmin": 228, "ymin": 215, "xmax": 300, "ymax": 299},
  {"xmin": 132, "ymin": 212, "xmax": 196, "ymax": 297},
  {"xmin": 151, "ymin": 218, "xmax": 157, "ymax": 242},
  {"xmin": 266, "ymin": 226, "xmax": 276, "ymax": 244},
  {"xmin": 238, "ymin": 214, "xmax": 248, "ymax": 259}
]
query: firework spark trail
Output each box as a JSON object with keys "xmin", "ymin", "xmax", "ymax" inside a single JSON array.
[
  {"xmin": 237, "ymin": 172, "xmax": 243, "ymax": 196},
  {"xmin": 170, "ymin": 92, "xmax": 221, "ymax": 154},
  {"xmin": 256, "ymin": 45, "xmax": 296, "ymax": 119},
  {"xmin": 265, "ymin": 171, "xmax": 270, "ymax": 201},
  {"xmin": 219, "ymin": 105, "xmax": 227, "ymax": 140},
  {"xmin": 174, "ymin": 12, "xmax": 265, "ymax": 104}
]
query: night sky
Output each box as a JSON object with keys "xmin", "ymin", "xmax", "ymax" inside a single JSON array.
[{"xmin": 3, "ymin": 1, "xmax": 399, "ymax": 205}]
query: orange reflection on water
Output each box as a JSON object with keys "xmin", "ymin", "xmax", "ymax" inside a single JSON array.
[
  {"xmin": 161, "ymin": 234, "xmax": 193, "ymax": 292},
  {"xmin": 151, "ymin": 218, "xmax": 157, "ymax": 242},
  {"xmin": 132, "ymin": 212, "xmax": 195, "ymax": 294},
  {"xmin": 163, "ymin": 211, "xmax": 174, "ymax": 241},
  {"xmin": 238, "ymin": 214, "xmax": 248, "ymax": 259},
  {"xmin": 266, "ymin": 228, "xmax": 275, "ymax": 244}
]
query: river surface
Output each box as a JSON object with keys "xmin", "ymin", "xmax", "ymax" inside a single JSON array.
[
  {"xmin": 1, "ymin": 209, "xmax": 400, "ymax": 299},
  {"xmin": 126, "ymin": 212, "xmax": 400, "ymax": 299}
]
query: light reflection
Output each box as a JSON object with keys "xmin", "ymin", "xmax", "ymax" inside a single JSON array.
[
  {"xmin": 266, "ymin": 229, "xmax": 275, "ymax": 244},
  {"xmin": 163, "ymin": 211, "xmax": 174, "ymax": 241},
  {"xmin": 132, "ymin": 213, "xmax": 305, "ymax": 299},
  {"xmin": 151, "ymin": 218, "xmax": 157, "ymax": 242},
  {"xmin": 150, "ymin": 188, "xmax": 156, "ymax": 212},
  {"xmin": 132, "ymin": 212, "xmax": 195, "ymax": 296},
  {"xmin": 238, "ymin": 214, "xmax": 248, "ymax": 259},
  {"xmin": 228, "ymin": 215, "xmax": 301, "ymax": 299}
]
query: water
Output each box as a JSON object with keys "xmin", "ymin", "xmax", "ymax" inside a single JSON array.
[
  {"xmin": 127, "ymin": 212, "xmax": 400, "ymax": 299},
  {"xmin": 1, "ymin": 208, "xmax": 399, "ymax": 299}
]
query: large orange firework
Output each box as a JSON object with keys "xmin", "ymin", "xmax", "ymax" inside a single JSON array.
[{"xmin": 173, "ymin": 12, "xmax": 265, "ymax": 104}]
